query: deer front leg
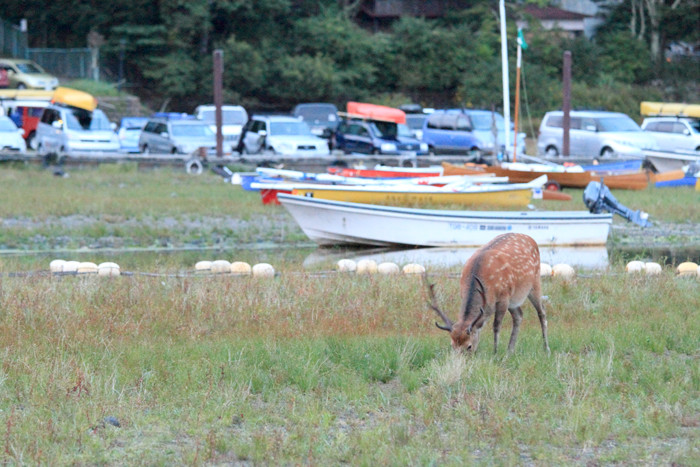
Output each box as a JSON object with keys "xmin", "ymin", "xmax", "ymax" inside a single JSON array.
[
  {"xmin": 492, "ymin": 301, "xmax": 508, "ymax": 354},
  {"xmin": 507, "ymin": 306, "xmax": 524, "ymax": 353},
  {"xmin": 528, "ymin": 291, "xmax": 550, "ymax": 354}
]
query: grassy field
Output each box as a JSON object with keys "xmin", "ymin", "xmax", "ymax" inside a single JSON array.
[{"xmin": 0, "ymin": 164, "xmax": 699, "ymax": 464}]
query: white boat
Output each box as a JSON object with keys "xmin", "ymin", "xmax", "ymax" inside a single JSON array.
[
  {"xmin": 278, "ymin": 193, "xmax": 612, "ymax": 247},
  {"xmin": 643, "ymin": 149, "xmax": 700, "ymax": 173}
]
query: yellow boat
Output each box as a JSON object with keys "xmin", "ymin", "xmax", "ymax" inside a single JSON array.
[
  {"xmin": 289, "ymin": 176, "xmax": 546, "ymax": 208},
  {"xmin": 640, "ymin": 101, "xmax": 700, "ymax": 118}
]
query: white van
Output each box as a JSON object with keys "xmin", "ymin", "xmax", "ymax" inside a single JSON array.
[
  {"xmin": 36, "ymin": 104, "xmax": 119, "ymax": 155},
  {"xmin": 194, "ymin": 104, "xmax": 248, "ymax": 151}
]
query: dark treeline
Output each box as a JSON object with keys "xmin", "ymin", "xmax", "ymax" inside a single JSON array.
[{"xmin": 5, "ymin": 1, "xmax": 698, "ymax": 123}]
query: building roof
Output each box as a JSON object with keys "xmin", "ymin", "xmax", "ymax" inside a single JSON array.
[{"xmin": 522, "ymin": 5, "xmax": 590, "ymax": 20}]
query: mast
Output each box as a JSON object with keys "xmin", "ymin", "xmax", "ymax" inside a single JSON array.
[{"xmin": 499, "ymin": 0, "xmax": 511, "ymax": 161}]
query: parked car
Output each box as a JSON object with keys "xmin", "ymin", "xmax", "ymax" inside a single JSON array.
[
  {"xmin": 239, "ymin": 115, "xmax": 330, "ymax": 156},
  {"xmin": 537, "ymin": 110, "xmax": 659, "ymax": 158},
  {"xmin": 0, "ymin": 115, "xmax": 27, "ymax": 152},
  {"xmin": 454, "ymin": 109, "xmax": 526, "ymax": 156},
  {"xmin": 0, "ymin": 58, "xmax": 59, "ymax": 90},
  {"xmin": 139, "ymin": 116, "xmax": 217, "ymax": 155},
  {"xmin": 335, "ymin": 118, "xmax": 428, "ymax": 156},
  {"xmin": 36, "ymin": 104, "xmax": 119, "ymax": 155},
  {"xmin": 420, "ymin": 110, "xmax": 484, "ymax": 155},
  {"xmin": 118, "ymin": 117, "xmax": 149, "ymax": 153},
  {"xmin": 405, "ymin": 113, "xmax": 429, "ymax": 140},
  {"xmin": 194, "ymin": 104, "xmax": 248, "ymax": 151},
  {"xmin": 292, "ymin": 103, "xmax": 339, "ymax": 140},
  {"xmin": 641, "ymin": 117, "xmax": 700, "ymax": 153},
  {"xmin": 0, "ymin": 98, "xmax": 50, "ymax": 149}
]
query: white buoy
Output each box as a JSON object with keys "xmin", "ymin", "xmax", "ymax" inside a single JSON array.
[
  {"xmin": 377, "ymin": 262, "xmax": 400, "ymax": 275},
  {"xmin": 644, "ymin": 262, "xmax": 662, "ymax": 275},
  {"xmin": 625, "ymin": 261, "xmax": 645, "ymax": 273},
  {"xmin": 677, "ymin": 262, "xmax": 698, "ymax": 277},
  {"xmin": 50, "ymin": 259, "xmax": 66, "ymax": 273},
  {"xmin": 195, "ymin": 261, "xmax": 213, "ymax": 272},
  {"xmin": 336, "ymin": 259, "xmax": 357, "ymax": 273},
  {"xmin": 356, "ymin": 259, "xmax": 378, "ymax": 275},
  {"xmin": 540, "ymin": 263, "xmax": 553, "ymax": 277},
  {"xmin": 211, "ymin": 260, "xmax": 232, "ymax": 274},
  {"xmin": 402, "ymin": 263, "xmax": 426, "ymax": 275},
  {"xmin": 552, "ymin": 263, "xmax": 575, "ymax": 280},
  {"xmin": 97, "ymin": 262, "xmax": 121, "ymax": 277},
  {"xmin": 230, "ymin": 261, "xmax": 252, "ymax": 275},
  {"xmin": 252, "ymin": 263, "xmax": 275, "ymax": 278},
  {"xmin": 77, "ymin": 262, "xmax": 98, "ymax": 274},
  {"xmin": 62, "ymin": 261, "xmax": 80, "ymax": 273}
]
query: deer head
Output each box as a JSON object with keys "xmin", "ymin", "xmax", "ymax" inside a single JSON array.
[{"xmin": 424, "ymin": 274, "xmax": 486, "ymax": 353}]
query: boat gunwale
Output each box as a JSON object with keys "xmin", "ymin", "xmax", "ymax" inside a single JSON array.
[{"xmin": 277, "ymin": 193, "xmax": 613, "ymax": 223}]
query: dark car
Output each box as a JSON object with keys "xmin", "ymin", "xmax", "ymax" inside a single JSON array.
[
  {"xmin": 334, "ymin": 118, "xmax": 428, "ymax": 156},
  {"xmin": 292, "ymin": 103, "xmax": 339, "ymax": 139}
]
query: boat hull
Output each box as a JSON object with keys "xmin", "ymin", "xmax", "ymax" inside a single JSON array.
[
  {"xmin": 290, "ymin": 185, "xmax": 533, "ymax": 207},
  {"xmin": 278, "ymin": 194, "xmax": 612, "ymax": 247},
  {"xmin": 442, "ymin": 162, "xmax": 651, "ymax": 190}
]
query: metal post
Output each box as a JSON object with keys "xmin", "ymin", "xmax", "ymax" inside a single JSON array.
[
  {"xmin": 213, "ymin": 49, "xmax": 224, "ymax": 157},
  {"xmin": 562, "ymin": 51, "xmax": 572, "ymax": 157}
]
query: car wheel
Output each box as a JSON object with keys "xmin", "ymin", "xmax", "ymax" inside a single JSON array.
[
  {"xmin": 600, "ymin": 147, "xmax": 614, "ymax": 158},
  {"xmin": 695, "ymin": 146, "xmax": 700, "ymax": 153},
  {"xmin": 469, "ymin": 147, "xmax": 482, "ymax": 160},
  {"xmin": 17, "ymin": 83, "xmax": 26, "ymax": 90},
  {"xmin": 171, "ymin": 147, "xmax": 178, "ymax": 155},
  {"xmin": 371, "ymin": 149, "xmax": 380, "ymax": 155},
  {"xmin": 428, "ymin": 146, "xmax": 436, "ymax": 156},
  {"xmin": 141, "ymin": 145, "xmax": 149, "ymax": 154},
  {"xmin": 545, "ymin": 146, "xmax": 559, "ymax": 158}
]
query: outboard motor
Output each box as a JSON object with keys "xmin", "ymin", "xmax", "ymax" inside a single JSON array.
[{"xmin": 583, "ymin": 181, "xmax": 652, "ymax": 228}]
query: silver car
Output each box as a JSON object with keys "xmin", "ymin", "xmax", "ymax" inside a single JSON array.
[
  {"xmin": 139, "ymin": 118, "xmax": 217, "ymax": 155},
  {"xmin": 239, "ymin": 115, "xmax": 330, "ymax": 156},
  {"xmin": 537, "ymin": 110, "xmax": 658, "ymax": 158},
  {"xmin": 641, "ymin": 117, "xmax": 700, "ymax": 153}
]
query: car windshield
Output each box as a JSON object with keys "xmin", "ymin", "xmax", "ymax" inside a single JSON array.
[
  {"xmin": 370, "ymin": 121, "xmax": 398, "ymax": 139},
  {"xmin": 65, "ymin": 108, "xmax": 113, "ymax": 131},
  {"xmin": 269, "ymin": 121, "xmax": 313, "ymax": 136},
  {"xmin": 688, "ymin": 119, "xmax": 700, "ymax": 132},
  {"xmin": 295, "ymin": 106, "xmax": 337, "ymax": 123},
  {"xmin": 200, "ymin": 109, "xmax": 247, "ymax": 125},
  {"xmin": 597, "ymin": 116, "xmax": 641, "ymax": 132},
  {"xmin": 0, "ymin": 117, "xmax": 18, "ymax": 131},
  {"xmin": 15, "ymin": 62, "xmax": 44, "ymax": 74},
  {"xmin": 469, "ymin": 113, "xmax": 505, "ymax": 130},
  {"xmin": 171, "ymin": 124, "xmax": 214, "ymax": 137}
]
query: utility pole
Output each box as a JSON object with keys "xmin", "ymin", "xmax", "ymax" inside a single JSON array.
[{"xmin": 213, "ymin": 49, "xmax": 224, "ymax": 157}]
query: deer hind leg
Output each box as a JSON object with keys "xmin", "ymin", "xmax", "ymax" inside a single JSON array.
[
  {"xmin": 528, "ymin": 291, "xmax": 550, "ymax": 354},
  {"xmin": 492, "ymin": 301, "xmax": 509, "ymax": 354},
  {"xmin": 507, "ymin": 306, "xmax": 524, "ymax": 353}
]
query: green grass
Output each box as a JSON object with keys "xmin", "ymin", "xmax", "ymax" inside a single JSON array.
[
  {"xmin": 0, "ymin": 271, "xmax": 697, "ymax": 464},
  {"xmin": 0, "ymin": 164, "xmax": 699, "ymax": 463}
]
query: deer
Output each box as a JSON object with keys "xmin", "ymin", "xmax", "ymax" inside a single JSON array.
[{"xmin": 425, "ymin": 233, "xmax": 550, "ymax": 354}]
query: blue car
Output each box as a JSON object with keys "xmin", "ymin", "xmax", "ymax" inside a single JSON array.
[
  {"xmin": 335, "ymin": 118, "xmax": 428, "ymax": 156},
  {"xmin": 118, "ymin": 117, "xmax": 149, "ymax": 153},
  {"xmin": 421, "ymin": 110, "xmax": 484, "ymax": 155}
]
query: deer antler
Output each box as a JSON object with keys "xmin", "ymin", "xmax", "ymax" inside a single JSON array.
[{"xmin": 423, "ymin": 274, "xmax": 453, "ymax": 332}]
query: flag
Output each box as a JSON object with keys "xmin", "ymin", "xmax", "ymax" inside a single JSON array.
[{"xmin": 517, "ymin": 28, "xmax": 528, "ymax": 51}]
